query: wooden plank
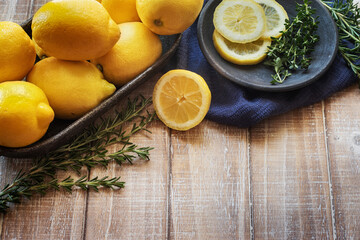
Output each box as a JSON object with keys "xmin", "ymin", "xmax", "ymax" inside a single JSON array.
[
  {"xmin": 11, "ymin": 0, "xmax": 32, "ymax": 23},
  {"xmin": 85, "ymin": 74, "xmax": 170, "ymax": 239},
  {"xmin": 31, "ymin": 0, "xmax": 52, "ymax": 17},
  {"xmin": 325, "ymin": 2, "xmax": 360, "ymax": 238},
  {"xmin": 169, "ymin": 122, "xmax": 250, "ymax": 239},
  {"xmin": 0, "ymin": 1, "xmax": 87, "ymax": 239},
  {"xmin": 250, "ymin": 104, "xmax": 334, "ymax": 239},
  {"xmin": 0, "ymin": 0, "xmax": 22, "ymax": 24},
  {"xmin": 1, "ymin": 169, "xmax": 88, "ymax": 240},
  {"xmin": 324, "ymin": 84, "xmax": 360, "ymax": 239}
]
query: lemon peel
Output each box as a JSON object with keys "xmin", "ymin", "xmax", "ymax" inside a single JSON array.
[{"xmin": 213, "ymin": 30, "xmax": 271, "ymax": 65}]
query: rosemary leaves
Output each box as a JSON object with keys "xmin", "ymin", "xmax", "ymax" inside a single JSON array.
[
  {"xmin": 265, "ymin": 0, "xmax": 320, "ymax": 84},
  {"xmin": 320, "ymin": 0, "xmax": 360, "ymax": 84},
  {"xmin": 0, "ymin": 96, "xmax": 155, "ymax": 212}
]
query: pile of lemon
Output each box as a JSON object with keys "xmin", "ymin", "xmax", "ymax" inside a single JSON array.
[
  {"xmin": 0, "ymin": 0, "xmax": 206, "ymax": 148},
  {"xmin": 213, "ymin": 0, "xmax": 288, "ymax": 65}
]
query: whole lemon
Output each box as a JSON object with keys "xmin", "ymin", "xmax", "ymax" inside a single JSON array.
[
  {"xmin": 0, "ymin": 21, "xmax": 36, "ymax": 83},
  {"xmin": 102, "ymin": 0, "xmax": 140, "ymax": 24},
  {"xmin": 32, "ymin": 0, "xmax": 120, "ymax": 61},
  {"xmin": 136, "ymin": 0, "xmax": 204, "ymax": 35},
  {"xmin": 27, "ymin": 57, "xmax": 116, "ymax": 120},
  {"xmin": 0, "ymin": 81, "xmax": 54, "ymax": 148},
  {"xmin": 33, "ymin": 38, "xmax": 48, "ymax": 59},
  {"xmin": 91, "ymin": 22, "xmax": 162, "ymax": 86}
]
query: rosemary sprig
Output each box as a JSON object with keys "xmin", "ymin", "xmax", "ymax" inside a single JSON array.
[
  {"xmin": 320, "ymin": 0, "xmax": 360, "ymax": 84},
  {"xmin": 1, "ymin": 176, "xmax": 125, "ymax": 202},
  {"xmin": 48, "ymin": 176, "xmax": 125, "ymax": 193},
  {"xmin": 0, "ymin": 96, "xmax": 155, "ymax": 212},
  {"xmin": 265, "ymin": 0, "xmax": 320, "ymax": 84}
]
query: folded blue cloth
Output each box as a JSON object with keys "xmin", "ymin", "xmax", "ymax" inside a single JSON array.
[{"xmin": 172, "ymin": 0, "xmax": 358, "ymax": 128}]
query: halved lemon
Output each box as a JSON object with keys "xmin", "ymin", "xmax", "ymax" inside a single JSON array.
[
  {"xmin": 153, "ymin": 70, "xmax": 211, "ymax": 131},
  {"xmin": 254, "ymin": 0, "xmax": 288, "ymax": 39},
  {"xmin": 213, "ymin": 30, "xmax": 271, "ymax": 65},
  {"xmin": 213, "ymin": 0, "xmax": 266, "ymax": 43}
]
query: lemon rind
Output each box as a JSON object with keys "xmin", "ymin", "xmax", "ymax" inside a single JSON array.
[{"xmin": 213, "ymin": 30, "xmax": 271, "ymax": 65}]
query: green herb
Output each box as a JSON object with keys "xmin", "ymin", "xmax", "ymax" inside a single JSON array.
[
  {"xmin": 320, "ymin": 0, "xmax": 360, "ymax": 84},
  {"xmin": 0, "ymin": 96, "xmax": 155, "ymax": 212},
  {"xmin": 265, "ymin": 0, "xmax": 320, "ymax": 84}
]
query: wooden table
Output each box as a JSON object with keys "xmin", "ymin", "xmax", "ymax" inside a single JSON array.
[{"xmin": 1, "ymin": 0, "xmax": 360, "ymax": 239}]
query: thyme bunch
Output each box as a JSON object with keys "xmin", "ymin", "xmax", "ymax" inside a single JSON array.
[
  {"xmin": 0, "ymin": 96, "xmax": 155, "ymax": 212},
  {"xmin": 320, "ymin": 0, "xmax": 360, "ymax": 84},
  {"xmin": 265, "ymin": 0, "xmax": 319, "ymax": 84}
]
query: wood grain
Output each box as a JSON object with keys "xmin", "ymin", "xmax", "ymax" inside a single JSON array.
[
  {"xmin": 85, "ymin": 75, "xmax": 170, "ymax": 240},
  {"xmin": 169, "ymin": 122, "xmax": 250, "ymax": 239},
  {"xmin": 1, "ymin": 169, "xmax": 87, "ymax": 240},
  {"xmin": 250, "ymin": 104, "xmax": 334, "ymax": 239},
  {"xmin": 324, "ymin": 84, "xmax": 360, "ymax": 239},
  {"xmin": 0, "ymin": 0, "xmax": 360, "ymax": 239},
  {"xmin": 323, "ymin": 4, "xmax": 360, "ymax": 240}
]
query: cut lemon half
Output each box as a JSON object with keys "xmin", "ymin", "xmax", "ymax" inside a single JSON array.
[
  {"xmin": 213, "ymin": 0, "xmax": 266, "ymax": 43},
  {"xmin": 254, "ymin": 0, "xmax": 288, "ymax": 39},
  {"xmin": 213, "ymin": 30, "xmax": 271, "ymax": 65},
  {"xmin": 153, "ymin": 70, "xmax": 211, "ymax": 131}
]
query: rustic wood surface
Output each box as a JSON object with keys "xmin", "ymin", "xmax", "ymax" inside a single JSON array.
[{"xmin": 1, "ymin": 0, "xmax": 360, "ymax": 239}]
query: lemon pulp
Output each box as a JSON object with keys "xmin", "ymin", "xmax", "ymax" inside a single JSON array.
[
  {"xmin": 254, "ymin": 0, "xmax": 289, "ymax": 39},
  {"xmin": 213, "ymin": 0, "xmax": 266, "ymax": 43},
  {"xmin": 153, "ymin": 70, "xmax": 211, "ymax": 131}
]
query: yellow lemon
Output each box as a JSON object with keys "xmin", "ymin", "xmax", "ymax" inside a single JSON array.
[
  {"xmin": 153, "ymin": 70, "xmax": 211, "ymax": 131},
  {"xmin": 33, "ymin": 38, "xmax": 48, "ymax": 59},
  {"xmin": 32, "ymin": 0, "xmax": 120, "ymax": 61},
  {"xmin": 27, "ymin": 57, "xmax": 116, "ymax": 120},
  {"xmin": 102, "ymin": 0, "xmax": 140, "ymax": 24},
  {"xmin": 0, "ymin": 81, "xmax": 54, "ymax": 148},
  {"xmin": 136, "ymin": 0, "xmax": 204, "ymax": 35},
  {"xmin": 213, "ymin": 30, "xmax": 271, "ymax": 65},
  {"xmin": 213, "ymin": 0, "xmax": 266, "ymax": 43},
  {"xmin": 0, "ymin": 21, "xmax": 36, "ymax": 83},
  {"xmin": 91, "ymin": 22, "xmax": 162, "ymax": 87},
  {"xmin": 254, "ymin": 0, "xmax": 288, "ymax": 39}
]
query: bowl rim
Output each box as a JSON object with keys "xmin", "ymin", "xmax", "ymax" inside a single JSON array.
[{"xmin": 0, "ymin": 17, "xmax": 182, "ymax": 158}]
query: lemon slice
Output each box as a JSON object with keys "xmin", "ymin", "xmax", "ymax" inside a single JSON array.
[
  {"xmin": 153, "ymin": 70, "xmax": 211, "ymax": 131},
  {"xmin": 213, "ymin": 0, "xmax": 266, "ymax": 43},
  {"xmin": 254, "ymin": 0, "xmax": 288, "ymax": 39},
  {"xmin": 213, "ymin": 30, "xmax": 271, "ymax": 65}
]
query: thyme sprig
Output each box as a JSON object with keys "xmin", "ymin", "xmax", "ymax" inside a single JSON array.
[
  {"xmin": 320, "ymin": 0, "xmax": 360, "ymax": 84},
  {"xmin": 265, "ymin": 0, "xmax": 319, "ymax": 84},
  {"xmin": 0, "ymin": 96, "xmax": 155, "ymax": 212}
]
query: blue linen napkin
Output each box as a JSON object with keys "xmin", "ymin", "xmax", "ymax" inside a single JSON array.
[{"xmin": 171, "ymin": 0, "xmax": 358, "ymax": 128}]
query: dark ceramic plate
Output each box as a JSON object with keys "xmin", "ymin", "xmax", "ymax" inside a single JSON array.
[
  {"xmin": 197, "ymin": 0, "xmax": 338, "ymax": 92},
  {"xmin": 0, "ymin": 18, "xmax": 181, "ymax": 158}
]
